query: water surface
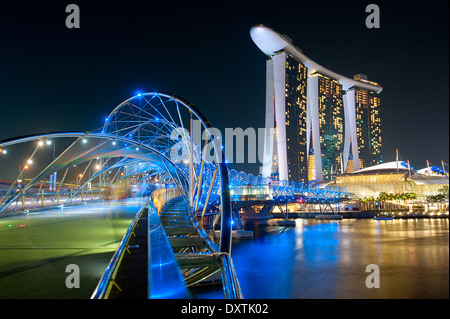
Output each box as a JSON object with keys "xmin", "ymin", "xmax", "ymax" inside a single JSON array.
[{"xmin": 230, "ymin": 218, "xmax": 449, "ymax": 299}]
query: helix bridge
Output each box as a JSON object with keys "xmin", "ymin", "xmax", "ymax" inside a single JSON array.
[{"xmin": 0, "ymin": 92, "xmax": 349, "ymax": 299}]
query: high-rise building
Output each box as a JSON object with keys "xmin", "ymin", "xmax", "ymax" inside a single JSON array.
[
  {"xmin": 251, "ymin": 25, "xmax": 383, "ymax": 183},
  {"xmin": 342, "ymin": 75, "xmax": 383, "ymax": 173},
  {"xmin": 285, "ymin": 53, "xmax": 309, "ymax": 183},
  {"xmin": 353, "ymin": 75, "xmax": 383, "ymax": 168},
  {"xmin": 259, "ymin": 51, "xmax": 309, "ymax": 183},
  {"xmin": 310, "ymin": 73, "xmax": 345, "ymax": 180}
]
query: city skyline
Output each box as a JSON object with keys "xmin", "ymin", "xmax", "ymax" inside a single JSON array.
[{"xmin": 0, "ymin": 1, "xmax": 448, "ymax": 176}]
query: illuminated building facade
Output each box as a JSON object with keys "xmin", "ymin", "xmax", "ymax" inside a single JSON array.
[
  {"xmin": 326, "ymin": 161, "xmax": 449, "ymax": 200},
  {"xmin": 285, "ymin": 54, "xmax": 309, "ymax": 183},
  {"xmin": 251, "ymin": 25, "xmax": 383, "ymax": 183},
  {"xmin": 260, "ymin": 51, "xmax": 309, "ymax": 183},
  {"xmin": 307, "ymin": 152, "xmax": 316, "ymax": 182},
  {"xmin": 353, "ymin": 75, "xmax": 382, "ymax": 168},
  {"xmin": 308, "ymin": 74, "xmax": 345, "ymax": 181}
]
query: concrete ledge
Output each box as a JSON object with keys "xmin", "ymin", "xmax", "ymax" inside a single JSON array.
[
  {"xmin": 214, "ymin": 230, "xmax": 254, "ymax": 239},
  {"xmin": 263, "ymin": 218, "xmax": 296, "ymax": 226},
  {"xmin": 315, "ymin": 214, "xmax": 343, "ymax": 220}
]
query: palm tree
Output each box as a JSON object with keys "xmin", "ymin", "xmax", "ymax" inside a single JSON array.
[
  {"xmin": 377, "ymin": 192, "xmax": 389, "ymax": 210},
  {"xmin": 359, "ymin": 197, "xmax": 367, "ymax": 211},
  {"xmin": 360, "ymin": 196, "xmax": 374, "ymax": 211},
  {"xmin": 367, "ymin": 196, "xmax": 376, "ymax": 210},
  {"xmin": 427, "ymin": 192, "xmax": 446, "ymax": 211},
  {"xmin": 383, "ymin": 193, "xmax": 392, "ymax": 210},
  {"xmin": 388, "ymin": 193, "xmax": 401, "ymax": 210},
  {"xmin": 400, "ymin": 193, "xmax": 408, "ymax": 202},
  {"xmin": 439, "ymin": 185, "xmax": 449, "ymax": 198}
]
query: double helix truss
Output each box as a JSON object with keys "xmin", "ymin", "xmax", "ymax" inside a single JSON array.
[{"xmin": 0, "ymin": 92, "xmax": 240, "ymax": 298}]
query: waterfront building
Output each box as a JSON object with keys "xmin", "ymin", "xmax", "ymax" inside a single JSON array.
[
  {"xmin": 325, "ymin": 161, "xmax": 449, "ymax": 200},
  {"xmin": 250, "ymin": 25, "xmax": 383, "ymax": 183}
]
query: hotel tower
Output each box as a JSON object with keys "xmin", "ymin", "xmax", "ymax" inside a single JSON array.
[{"xmin": 251, "ymin": 25, "xmax": 383, "ymax": 183}]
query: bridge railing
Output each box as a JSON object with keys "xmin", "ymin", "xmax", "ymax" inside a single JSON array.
[
  {"xmin": 229, "ymin": 185, "xmax": 272, "ymax": 201},
  {"xmin": 218, "ymin": 253, "xmax": 243, "ymax": 299},
  {"xmin": 91, "ymin": 202, "xmax": 147, "ymax": 299},
  {"xmin": 0, "ymin": 189, "xmax": 104, "ymax": 214}
]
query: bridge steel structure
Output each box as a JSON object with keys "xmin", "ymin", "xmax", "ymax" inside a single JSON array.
[{"xmin": 0, "ymin": 92, "xmax": 241, "ymax": 298}]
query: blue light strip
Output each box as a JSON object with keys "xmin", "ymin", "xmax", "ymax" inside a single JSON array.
[{"xmin": 147, "ymin": 203, "xmax": 190, "ymax": 299}]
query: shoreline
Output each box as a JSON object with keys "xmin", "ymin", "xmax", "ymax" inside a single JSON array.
[{"xmin": 269, "ymin": 211, "xmax": 449, "ymax": 219}]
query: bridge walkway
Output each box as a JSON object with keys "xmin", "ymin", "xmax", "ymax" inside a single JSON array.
[
  {"xmin": 160, "ymin": 197, "xmax": 242, "ymax": 298},
  {"xmin": 92, "ymin": 196, "xmax": 242, "ymax": 299},
  {"xmin": 160, "ymin": 198, "xmax": 222, "ymax": 288}
]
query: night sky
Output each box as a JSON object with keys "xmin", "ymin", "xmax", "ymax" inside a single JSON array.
[{"xmin": 0, "ymin": 0, "xmax": 448, "ymax": 175}]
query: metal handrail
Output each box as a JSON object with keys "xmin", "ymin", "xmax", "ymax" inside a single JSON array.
[
  {"xmin": 90, "ymin": 204, "xmax": 146, "ymax": 299},
  {"xmin": 218, "ymin": 253, "xmax": 243, "ymax": 299},
  {"xmin": 0, "ymin": 190, "xmax": 106, "ymax": 214},
  {"xmin": 91, "ymin": 196, "xmax": 243, "ymax": 299}
]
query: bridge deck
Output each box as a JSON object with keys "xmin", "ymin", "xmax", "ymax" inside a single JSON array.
[
  {"xmin": 100, "ymin": 197, "xmax": 222, "ymax": 299},
  {"xmin": 0, "ymin": 196, "xmax": 241, "ymax": 299},
  {"xmin": 0, "ymin": 199, "xmax": 144, "ymax": 298}
]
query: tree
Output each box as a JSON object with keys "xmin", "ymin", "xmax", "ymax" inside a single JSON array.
[
  {"xmin": 408, "ymin": 192, "xmax": 417, "ymax": 200},
  {"xmin": 359, "ymin": 197, "xmax": 367, "ymax": 211},
  {"xmin": 426, "ymin": 186, "xmax": 448, "ymax": 203},
  {"xmin": 426, "ymin": 194, "xmax": 445, "ymax": 203},
  {"xmin": 438, "ymin": 185, "xmax": 449, "ymax": 198},
  {"xmin": 400, "ymin": 193, "xmax": 408, "ymax": 202},
  {"xmin": 377, "ymin": 192, "xmax": 389, "ymax": 210}
]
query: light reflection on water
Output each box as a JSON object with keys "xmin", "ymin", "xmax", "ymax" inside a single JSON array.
[{"xmin": 229, "ymin": 218, "xmax": 449, "ymax": 299}]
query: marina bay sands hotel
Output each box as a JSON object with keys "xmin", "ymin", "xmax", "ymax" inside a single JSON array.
[{"xmin": 251, "ymin": 25, "xmax": 383, "ymax": 183}]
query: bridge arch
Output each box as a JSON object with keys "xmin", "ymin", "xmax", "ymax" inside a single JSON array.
[{"xmin": 0, "ymin": 92, "xmax": 233, "ymax": 253}]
